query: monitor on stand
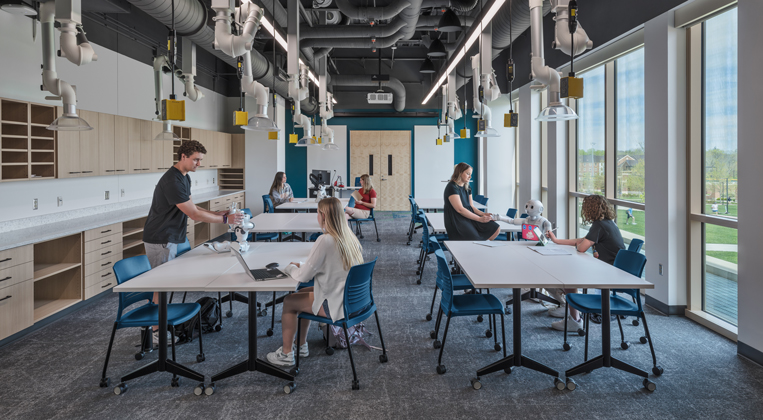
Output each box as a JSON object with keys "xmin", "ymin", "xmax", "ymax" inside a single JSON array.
[{"xmin": 311, "ymin": 169, "xmax": 331, "ymax": 185}]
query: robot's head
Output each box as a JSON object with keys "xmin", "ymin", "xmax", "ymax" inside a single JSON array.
[{"xmin": 524, "ymin": 199, "xmax": 544, "ymax": 218}]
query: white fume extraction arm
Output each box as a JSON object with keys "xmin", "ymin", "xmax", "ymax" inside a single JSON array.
[
  {"xmin": 180, "ymin": 38, "xmax": 204, "ymax": 102},
  {"xmin": 291, "ymin": 63, "xmax": 312, "ymax": 142},
  {"xmin": 241, "ymin": 50, "xmax": 278, "ymax": 131},
  {"xmin": 446, "ymin": 73, "xmax": 462, "ymax": 139},
  {"xmin": 40, "ymin": 0, "xmax": 96, "ymax": 131},
  {"xmin": 471, "ymin": 54, "xmax": 500, "ymax": 137},
  {"xmin": 551, "ymin": 0, "xmax": 593, "ymax": 57},
  {"xmin": 321, "ymin": 92, "xmax": 336, "ymax": 149},
  {"xmin": 212, "ymin": 0, "xmax": 264, "ymax": 58}
]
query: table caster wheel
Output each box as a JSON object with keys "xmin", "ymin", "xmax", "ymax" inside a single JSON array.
[
  {"xmin": 563, "ymin": 343, "xmax": 571, "ymax": 351},
  {"xmin": 100, "ymin": 377, "xmax": 110, "ymax": 388},
  {"xmin": 205, "ymin": 383, "xmax": 215, "ymax": 395},
  {"xmin": 197, "ymin": 353, "xmax": 206, "ymax": 363},
  {"xmin": 429, "ymin": 330, "xmax": 437, "ymax": 339},
  {"xmin": 652, "ymin": 366, "xmax": 664, "ymax": 376},
  {"xmin": 284, "ymin": 382, "xmax": 296, "ymax": 394},
  {"xmin": 632, "ymin": 319, "xmax": 640, "ymax": 326},
  {"xmin": 194, "ymin": 383, "xmax": 205, "ymax": 396},
  {"xmin": 470, "ymin": 378, "xmax": 482, "ymax": 390},
  {"xmin": 433, "ymin": 340, "xmax": 441, "ymax": 349},
  {"xmin": 554, "ymin": 377, "xmax": 566, "ymax": 390},
  {"xmin": 504, "ymin": 367, "xmax": 513, "ymax": 374},
  {"xmin": 266, "ymin": 328, "xmax": 274, "ymax": 337},
  {"xmin": 134, "ymin": 352, "xmax": 144, "ymax": 361},
  {"xmin": 226, "ymin": 310, "xmax": 232, "ymax": 318},
  {"xmin": 114, "ymin": 382, "xmax": 127, "ymax": 395},
  {"xmin": 566, "ymin": 378, "xmax": 577, "ymax": 391},
  {"xmin": 485, "ymin": 329, "xmax": 493, "ymax": 338},
  {"xmin": 577, "ymin": 328, "xmax": 585, "ymax": 337},
  {"xmin": 215, "ymin": 325, "xmax": 222, "ymax": 332},
  {"xmin": 425, "ymin": 313, "xmax": 432, "ymax": 321},
  {"xmin": 352, "ymin": 380, "xmax": 360, "ymax": 390},
  {"xmin": 505, "ymin": 307, "xmax": 512, "ymax": 315},
  {"xmin": 416, "ymin": 280, "xmax": 421, "ymax": 285},
  {"xmin": 289, "ymin": 367, "xmax": 300, "ymax": 376},
  {"xmin": 406, "ymin": 241, "xmax": 411, "ymax": 246},
  {"xmin": 259, "ymin": 309, "xmax": 267, "ymax": 317},
  {"xmin": 171, "ymin": 377, "xmax": 180, "ymax": 387},
  {"xmin": 325, "ymin": 347, "xmax": 335, "ymax": 355},
  {"xmin": 379, "ymin": 354, "xmax": 388, "ymax": 363},
  {"xmin": 376, "ymin": 238, "xmax": 380, "ymax": 242},
  {"xmin": 477, "ymin": 315, "xmax": 484, "ymax": 323},
  {"xmin": 621, "ymin": 341, "xmax": 630, "ymax": 350},
  {"xmin": 640, "ymin": 336, "xmax": 648, "ymax": 344},
  {"xmin": 643, "ymin": 379, "xmax": 656, "ymax": 392},
  {"xmin": 494, "ymin": 343, "xmax": 501, "ymax": 352},
  {"xmin": 436, "ymin": 365, "xmax": 446, "ymax": 375}
]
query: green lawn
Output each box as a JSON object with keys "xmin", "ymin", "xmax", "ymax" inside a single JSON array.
[
  {"xmin": 705, "ymin": 203, "xmax": 737, "ymax": 218},
  {"xmin": 616, "ymin": 208, "xmax": 645, "ymax": 237},
  {"xmin": 707, "ymin": 251, "xmax": 738, "ymax": 265}
]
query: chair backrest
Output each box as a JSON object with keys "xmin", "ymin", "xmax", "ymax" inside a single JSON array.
[
  {"xmin": 343, "ymin": 258, "xmax": 378, "ymax": 317},
  {"xmin": 612, "ymin": 249, "xmax": 647, "ymax": 303},
  {"xmin": 520, "ymin": 213, "xmax": 528, "ymax": 218},
  {"xmin": 481, "ymin": 197, "xmax": 489, "ymax": 206},
  {"xmin": 354, "ymin": 177, "xmax": 361, "ymax": 187},
  {"xmin": 262, "ymin": 195, "xmax": 274, "ymax": 213},
  {"xmin": 506, "ymin": 208, "xmax": 518, "ymax": 218},
  {"xmin": 434, "ymin": 250, "xmax": 455, "ymax": 311},
  {"xmin": 627, "ymin": 238, "xmax": 644, "ymax": 253},
  {"xmin": 177, "ymin": 237, "xmax": 191, "ymax": 256},
  {"xmin": 408, "ymin": 197, "xmax": 417, "ymax": 215},
  {"xmin": 348, "ymin": 196, "xmax": 356, "ymax": 208},
  {"xmin": 113, "ymin": 256, "xmax": 154, "ymax": 321},
  {"xmin": 474, "ymin": 194, "xmax": 484, "ymax": 204}
]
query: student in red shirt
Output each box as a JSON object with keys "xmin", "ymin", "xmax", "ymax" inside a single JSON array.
[{"xmin": 345, "ymin": 174, "xmax": 376, "ymax": 219}]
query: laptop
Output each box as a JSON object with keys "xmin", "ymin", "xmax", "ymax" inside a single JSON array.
[{"xmin": 232, "ymin": 249, "xmax": 287, "ymax": 282}]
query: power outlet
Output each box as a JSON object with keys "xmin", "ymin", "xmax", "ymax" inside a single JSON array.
[
  {"xmin": 195, "ymin": 180, "xmax": 198, "ymax": 186},
  {"xmin": 57, "ymin": 196, "xmax": 63, "ymax": 207},
  {"xmin": 33, "ymin": 198, "xmax": 38, "ymax": 210},
  {"xmin": 206, "ymin": 178, "xmax": 210, "ymax": 185},
  {"xmin": 105, "ymin": 191, "xmax": 110, "ymax": 200},
  {"xmin": 121, "ymin": 189, "xmax": 125, "ymax": 197},
  {"xmin": 213, "ymin": 177, "xmax": 215, "ymax": 184},
  {"xmin": 659, "ymin": 264, "xmax": 663, "ymax": 275}
]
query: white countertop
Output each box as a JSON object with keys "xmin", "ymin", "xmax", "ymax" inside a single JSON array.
[{"xmin": 0, "ymin": 189, "xmax": 244, "ymax": 251}]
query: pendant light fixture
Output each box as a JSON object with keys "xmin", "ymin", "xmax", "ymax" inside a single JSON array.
[
  {"xmin": 436, "ymin": 8, "xmax": 462, "ymax": 33},
  {"xmin": 427, "ymin": 38, "xmax": 447, "ymax": 58},
  {"xmin": 419, "ymin": 58, "xmax": 436, "ymax": 74}
]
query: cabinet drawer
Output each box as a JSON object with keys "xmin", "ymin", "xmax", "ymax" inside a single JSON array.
[
  {"xmin": 85, "ymin": 278, "xmax": 115, "ymax": 300},
  {"xmin": 85, "ymin": 266, "xmax": 116, "ymax": 288},
  {"xmin": 85, "ymin": 242, "xmax": 122, "ymax": 265},
  {"xmin": 211, "ymin": 198, "xmax": 224, "ymax": 207},
  {"xmin": 84, "ymin": 233, "xmax": 122, "ymax": 255},
  {"xmin": 84, "ymin": 223, "xmax": 122, "ymax": 242},
  {"xmin": 84, "ymin": 249, "xmax": 122, "ymax": 277},
  {"xmin": 0, "ymin": 281, "xmax": 33, "ymax": 341},
  {"xmin": 0, "ymin": 261, "xmax": 33, "ymax": 289},
  {"xmin": 0, "ymin": 245, "xmax": 33, "ymax": 271}
]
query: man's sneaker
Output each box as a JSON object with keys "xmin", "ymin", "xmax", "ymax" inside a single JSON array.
[
  {"xmin": 266, "ymin": 346, "xmax": 295, "ymax": 367},
  {"xmin": 293, "ymin": 342, "xmax": 309, "ymax": 357},
  {"xmin": 552, "ymin": 316, "xmax": 583, "ymax": 332},
  {"xmin": 548, "ymin": 305, "xmax": 567, "ymax": 318},
  {"xmin": 152, "ymin": 330, "xmax": 172, "ymax": 347}
]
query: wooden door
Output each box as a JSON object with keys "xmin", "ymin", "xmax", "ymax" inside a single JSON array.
[
  {"xmin": 78, "ymin": 110, "xmax": 99, "ymax": 177},
  {"xmin": 113, "ymin": 116, "xmax": 129, "ymax": 174},
  {"xmin": 350, "ymin": 131, "xmax": 381, "ymax": 202},
  {"xmin": 127, "ymin": 117, "xmax": 142, "ymax": 174},
  {"xmin": 379, "ymin": 131, "xmax": 411, "ymax": 211},
  {"xmin": 98, "ymin": 113, "xmax": 115, "ymax": 176},
  {"xmin": 57, "ymin": 128, "xmax": 80, "ymax": 178}
]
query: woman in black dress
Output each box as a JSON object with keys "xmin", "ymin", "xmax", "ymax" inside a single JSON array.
[{"xmin": 443, "ymin": 162, "xmax": 501, "ymax": 241}]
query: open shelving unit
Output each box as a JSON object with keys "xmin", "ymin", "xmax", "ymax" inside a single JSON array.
[
  {"xmin": 218, "ymin": 168, "xmax": 244, "ymax": 190},
  {"xmin": 122, "ymin": 217, "xmax": 147, "ymax": 258},
  {"xmin": 0, "ymin": 99, "xmax": 57, "ymax": 182},
  {"xmin": 193, "ymin": 201, "xmax": 210, "ymax": 247},
  {"xmin": 172, "ymin": 125, "xmax": 191, "ymax": 165},
  {"xmin": 33, "ymin": 234, "xmax": 82, "ymax": 322}
]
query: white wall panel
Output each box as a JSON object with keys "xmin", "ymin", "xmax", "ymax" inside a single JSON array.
[
  {"xmin": 485, "ymin": 95, "xmax": 516, "ymax": 216},
  {"xmin": 414, "ymin": 125, "xmax": 453, "ymax": 200},
  {"xmin": 308, "ymin": 125, "xmax": 347, "ymax": 189}
]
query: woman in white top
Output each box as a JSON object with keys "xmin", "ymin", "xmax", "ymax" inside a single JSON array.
[
  {"xmin": 269, "ymin": 171, "xmax": 294, "ymax": 207},
  {"xmin": 267, "ymin": 197, "xmax": 364, "ymax": 366}
]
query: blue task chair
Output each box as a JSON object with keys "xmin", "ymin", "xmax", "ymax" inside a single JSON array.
[
  {"xmin": 474, "ymin": 194, "xmax": 485, "ymax": 205},
  {"xmin": 424, "ymin": 239, "xmax": 476, "ymax": 322},
  {"xmin": 100, "ymin": 255, "xmax": 204, "ymax": 388},
  {"xmin": 347, "ymin": 197, "xmax": 380, "ymax": 242},
  {"xmin": 177, "ymin": 237, "xmax": 191, "ymax": 256},
  {"xmin": 261, "ymin": 279, "xmax": 315, "ymax": 337},
  {"xmin": 262, "ymin": 194, "xmax": 275, "ymax": 214},
  {"xmin": 563, "ymin": 250, "xmax": 663, "ymax": 376},
  {"xmin": 495, "ymin": 208, "xmax": 519, "ymax": 241},
  {"xmin": 354, "ymin": 177, "xmax": 361, "ymax": 187},
  {"xmin": 415, "ymin": 210, "xmax": 448, "ymax": 285},
  {"xmin": 295, "ymin": 258, "xmax": 387, "ymax": 390},
  {"xmin": 628, "ymin": 238, "xmax": 644, "ymax": 253},
  {"xmin": 407, "ymin": 196, "xmax": 424, "ymax": 245},
  {"xmin": 431, "ymin": 250, "xmax": 506, "ymax": 375}
]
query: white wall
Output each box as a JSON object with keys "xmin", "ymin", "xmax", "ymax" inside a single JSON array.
[
  {"xmin": 413, "ymin": 125, "xmax": 453, "ymax": 199},
  {"xmin": 518, "ymin": 85, "xmax": 542, "ymax": 204},
  {"xmin": 309, "ymin": 125, "xmax": 347, "ymax": 189},
  {"xmin": 484, "ymin": 95, "xmax": 516, "ymax": 216},
  {"xmin": 243, "ymin": 95, "xmax": 286, "ymax": 214}
]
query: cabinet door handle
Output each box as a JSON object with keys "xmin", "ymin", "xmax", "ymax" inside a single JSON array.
[
  {"xmin": 116, "ymin": 169, "xmax": 126, "ymax": 172},
  {"xmin": 0, "ymin": 276, "xmax": 11, "ymax": 282},
  {"xmin": 0, "ymin": 258, "xmax": 11, "ymax": 263},
  {"xmin": 69, "ymin": 172, "xmax": 81, "ymax": 174},
  {"xmin": 142, "ymin": 168, "xmax": 149, "ymax": 170},
  {"xmin": 100, "ymin": 229, "xmax": 112, "ymax": 234},
  {"xmin": 105, "ymin": 170, "xmax": 116, "ymax": 172},
  {"xmin": 82, "ymin": 171, "xmax": 93, "ymax": 173},
  {"xmin": 101, "ymin": 272, "xmax": 112, "ymax": 278},
  {"xmin": 0, "ymin": 295, "xmax": 11, "ymax": 302},
  {"xmin": 101, "ymin": 250, "xmax": 112, "ymax": 256},
  {"xmin": 101, "ymin": 261, "xmax": 112, "ymax": 267},
  {"xmin": 100, "ymin": 240, "xmax": 111, "ymax": 245},
  {"xmin": 101, "ymin": 282, "xmax": 113, "ymax": 288}
]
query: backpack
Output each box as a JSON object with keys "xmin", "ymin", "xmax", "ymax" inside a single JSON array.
[
  {"xmin": 174, "ymin": 296, "xmax": 221, "ymax": 344},
  {"xmin": 322, "ymin": 323, "xmax": 373, "ymax": 350}
]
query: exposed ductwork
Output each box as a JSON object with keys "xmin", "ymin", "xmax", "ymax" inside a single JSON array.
[
  {"xmin": 211, "ymin": 0, "xmax": 263, "ymax": 58},
  {"xmin": 180, "ymin": 37, "xmax": 204, "ymax": 101},
  {"xmin": 301, "ymin": 19, "xmax": 406, "ymax": 39},
  {"xmin": 334, "ymin": 0, "xmax": 411, "ymax": 21},
  {"xmin": 416, "ymin": 14, "xmax": 475, "ymax": 29},
  {"xmin": 330, "ymin": 75, "xmax": 406, "ymax": 112}
]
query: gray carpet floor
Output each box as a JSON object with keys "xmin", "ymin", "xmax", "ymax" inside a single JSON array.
[{"xmin": 2, "ymin": 211, "xmax": 762, "ymax": 419}]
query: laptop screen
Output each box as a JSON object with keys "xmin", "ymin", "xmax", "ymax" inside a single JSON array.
[{"xmin": 232, "ymin": 249, "xmax": 257, "ymax": 281}]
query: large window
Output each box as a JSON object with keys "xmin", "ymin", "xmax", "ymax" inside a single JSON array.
[
  {"xmin": 615, "ymin": 48, "xmax": 645, "ymax": 203},
  {"xmin": 576, "ymin": 66, "xmax": 606, "ymax": 195}
]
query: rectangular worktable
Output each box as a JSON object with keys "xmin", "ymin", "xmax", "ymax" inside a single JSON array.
[
  {"xmin": 444, "ymin": 241, "xmax": 654, "ymax": 389},
  {"xmin": 113, "ymin": 242, "xmax": 313, "ymax": 393},
  {"xmin": 414, "ymin": 198, "xmax": 487, "ymax": 212},
  {"xmin": 423, "ymin": 213, "xmax": 521, "ymax": 234},
  {"xmin": 276, "ymin": 198, "xmax": 350, "ymax": 212},
  {"xmin": 249, "ymin": 213, "xmax": 323, "ymax": 241}
]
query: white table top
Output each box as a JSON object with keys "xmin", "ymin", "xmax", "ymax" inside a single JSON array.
[
  {"xmin": 423, "ymin": 213, "xmax": 521, "ymax": 234},
  {"xmin": 114, "ymin": 242, "xmax": 313, "ymax": 293},
  {"xmin": 248, "ymin": 213, "xmax": 323, "ymax": 233},
  {"xmin": 414, "ymin": 198, "xmax": 487, "ymax": 211},
  {"xmin": 276, "ymin": 198, "xmax": 349, "ymax": 211},
  {"xmin": 445, "ymin": 241, "xmax": 654, "ymax": 290}
]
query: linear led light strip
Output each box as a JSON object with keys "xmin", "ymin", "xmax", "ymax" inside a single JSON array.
[
  {"xmin": 421, "ymin": 0, "xmax": 506, "ymax": 105},
  {"xmin": 261, "ymin": 16, "xmax": 332, "ymax": 95}
]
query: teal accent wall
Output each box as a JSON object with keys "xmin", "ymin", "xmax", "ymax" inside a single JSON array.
[{"xmin": 285, "ymin": 109, "xmax": 480, "ymax": 198}]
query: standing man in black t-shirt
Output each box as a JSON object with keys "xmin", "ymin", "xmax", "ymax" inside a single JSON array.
[{"xmin": 143, "ymin": 139, "xmax": 243, "ymax": 345}]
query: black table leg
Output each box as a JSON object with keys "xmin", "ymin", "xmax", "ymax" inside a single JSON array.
[
  {"xmin": 119, "ymin": 292, "xmax": 205, "ymax": 384},
  {"xmin": 476, "ymin": 288, "xmax": 560, "ymax": 382},
  {"xmin": 211, "ymin": 291, "xmax": 295, "ymax": 385}
]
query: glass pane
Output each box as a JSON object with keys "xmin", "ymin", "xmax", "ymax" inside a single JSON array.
[
  {"xmin": 615, "ymin": 205, "xmax": 646, "ymax": 253},
  {"xmin": 576, "ymin": 197, "xmax": 590, "ymax": 239},
  {"xmin": 576, "ymin": 66, "xmax": 606, "ymax": 194},
  {"xmin": 615, "ymin": 49, "xmax": 645, "ymax": 203},
  {"xmin": 703, "ymin": 224, "xmax": 738, "ymax": 325},
  {"xmin": 703, "ymin": 9, "xmax": 738, "ymax": 220}
]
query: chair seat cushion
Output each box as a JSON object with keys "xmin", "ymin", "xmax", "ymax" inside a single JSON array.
[
  {"xmin": 437, "ymin": 274, "xmax": 474, "ymax": 291},
  {"xmin": 566, "ymin": 293, "xmax": 639, "ymax": 315},
  {"xmin": 256, "ymin": 232, "xmax": 279, "ymax": 241},
  {"xmin": 430, "ymin": 234, "xmax": 449, "ymax": 242},
  {"xmin": 118, "ymin": 303, "xmax": 201, "ymax": 328},
  {"xmin": 448, "ymin": 294, "xmax": 504, "ymax": 316}
]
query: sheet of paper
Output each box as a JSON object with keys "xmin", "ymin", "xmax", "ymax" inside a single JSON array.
[
  {"xmin": 527, "ymin": 246, "xmax": 572, "ymax": 255},
  {"xmin": 473, "ymin": 241, "xmax": 509, "ymax": 248}
]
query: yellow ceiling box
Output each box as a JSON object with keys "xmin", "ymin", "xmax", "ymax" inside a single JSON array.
[
  {"xmin": 289, "ymin": 133, "xmax": 298, "ymax": 144},
  {"xmin": 317, "ymin": 137, "xmax": 322, "ymax": 144},
  {"xmin": 233, "ymin": 111, "xmax": 248, "ymax": 126},
  {"xmin": 268, "ymin": 131, "xmax": 280, "ymax": 140},
  {"xmin": 460, "ymin": 128, "xmax": 470, "ymax": 138},
  {"xmin": 436, "ymin": 138, "xmax": 443, "ymax": 145},
  {"xmin": 561, "ymin": 76, "xmax": 584, "ymax": 99},
  {"xmin": 504, "ymin": 112, "xmax": 518, "ymax": 128},
  {"xmin": 161, "ymin": 99, "xmax": 185, "ymax": 121}
]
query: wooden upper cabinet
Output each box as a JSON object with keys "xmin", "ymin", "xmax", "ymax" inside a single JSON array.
[
  {"xmin": 113, "ymin": 116, "xmax": 129, "ymax": 174},
  {"xmin": 98, "ymin": 113, "xmax": 116, "ymax": 176},
  {"xmin": 140, "ymin": 120, "xmax": 153, "ymax": 172},
  {"xmin": 56, "ymin": 122, "xmax": 80, "ymax": 179},
  {"xmin": 231, "ymin": 134, "xmax": 245, "ymax": 168},
  {"xmin": 127, "ymin": 117, "xmax": 142, "ymax": 174},
  {"xmin": 219, "ymin": 133, "xmax": 232, "ymax": 168},
  {"xmin": 78, "ymin": 110, "xmax": 99, "ymax": 177},
  {"xmin": 151, "ymin": 121, "xmax": 173, "ymax": 172}
]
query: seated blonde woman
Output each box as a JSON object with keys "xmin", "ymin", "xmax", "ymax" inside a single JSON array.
[{"xmin": 345, "ymin": 174, "xmax": 376, "ymax": 219}]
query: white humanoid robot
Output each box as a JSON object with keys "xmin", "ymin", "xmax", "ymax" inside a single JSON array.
[
  {"xmin": 314, "ymin": 184, "xmax": 328, "ymax": 202},
  {"xmin": 228, "ymin": 204, "xmax": 255, "ymax": 253},
  {"xmin": 493, "ymin": 199, "xmax": 553, "ymax": 236}
]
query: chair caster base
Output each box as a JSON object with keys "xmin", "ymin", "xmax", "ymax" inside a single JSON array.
[
  {"xmin": 632, "ymin": 319, "xmax": 640, "ymax": 326},
  {"xmin": 352, "ymin": 380, "xmax": 360, "ymax": 390},
  {"xmin": 379, "ymin": 354, "xmax": 388, "ymax": 363},
  {"xmin": 415, "ymin": 270, "xmax": 421, "ymax": 275},
  {"xmin": 225, "ymin": 311, "xmax": 232, "ymax": 318},
  {"xmin": 577, "ymin": 328, "xmax": 585, "ymax": 337},
  {"xmin": 433, "ymin": 340, "xmax": 441, "ymax": 349},
  {"xmin": 171, "ymin": 377, "xmax": 179, "ymax": 387},
  {"xmin": 554, "ymin": 377, "xmax": 566, "ymax": 390},
  {"xmin": 284, "ymin": 382, "xmax": 297, "ymax": 394},
  {"xmin": 652, "ymin": 366, "xmax": 664, "ymax": 376},
  {"xmin": 134, "ymin": 352, "xmax": 144, "ymax": 361},
  {"xmin": 563, "ymin": 342, "xmax": 571, "ymax": 351},
  {"xmin": 621, "ymin": 341, "xmax": 630, "ymax": 350},
  {"xmin": 436, "ymin": 365, "xmax": 446, "ymax": 374},
  {"xmin": 505, "ymin": 307, "xmax": 512, "ymax": 315},
  {"xmin": 197, "ymin": 353, "xmax": 206, "ymax": 363},
  {"xmin": 566, "ymin": 378, "xmax": 577, "ymax": 391},
  {"xmin": 640, "ymin": 336, "xmax": 648, "ymax": 344},
  {"xmin": 258, "ymin": 309, "xmax": 267, "ymax": 317},
  {"xmin": 425, "ymin": 313, "xmax": 432, "ymax": 321},
  {"xmin": 100, "ymin": 377, "xmax": 110, "ymax": 388},
  {"xmin": 485, "ymin": 329, "xmax": 492, "ymax": 338},
  {"xmin": 504, "ymin": 367, "xmax": 513, "ymax": 374},
  {"xmin": 214, "ymin": 325, "xmax": 222, "ymax": 332},
  {"xmin": 416, "ymin": 280, "xmax": 421, "ymax": 285},
  {"xmin": 493, "ymin": 343, "xmax": 501, "ymax": 352},
  {"xmin": 470, "ymin": 378, "xmax": 482, "ymax": 390},
  {"xmin": 643, "ymin": 378, "xmax": 656, "ymax": 392},
  {"xmin": 114, "ymin": 382, "xmax": 127, "ymax": 395},
  {"xmin": 477, "ymin": 315, "xmax": 484, "ymax": 323},
  {"xmin": 289, "ymin": 367, "xmax": 299, "ymax": 376},
  {"xmin": 325, "ymin": 347, "xmax": 335, "ymax": 355},
  {"xmin": 266, "ymin": 328, "xmax": 274, "ymax": 337},
  {"xmin": 429, "ymin": 330, "xmax": 437, "ymax": 339},
  {"xmin": 194, "ymin": 383, "xmax": 205, "ymax": 395}
]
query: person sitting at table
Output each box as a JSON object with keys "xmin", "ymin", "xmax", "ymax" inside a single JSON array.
[
  {"xmin": 443, "ymin": 162, "xmax": 500, "ymax": 241},
  {"xmin": 545, "ymin": 194, "xmax": 625, "ymax": 331},
  {"xmin": 269, "ymin": 171, "xmax": 294, "ymax": 207},
  {"xmin": 344, "ymin": 174, "xmax": 376, "ymax": 219},
  {"xmin": 267, "ymin": 197, "xmax": 365, "ymax": 366}
]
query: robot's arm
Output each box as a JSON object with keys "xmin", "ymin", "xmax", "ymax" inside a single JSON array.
[{"xmin": 492, "ymin": 214, "xmax": 525, "ymax": 225}]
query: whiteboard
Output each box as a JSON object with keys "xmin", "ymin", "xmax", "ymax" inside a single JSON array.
[
  {"xmin": 308, "ymin": 125, "xmax": 347, "ymax": 188},
  {"xmin": 414, "ymin": 125, "xmax": 453, "ymax": 199}
]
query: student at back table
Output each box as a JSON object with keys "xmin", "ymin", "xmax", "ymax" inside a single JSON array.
[{"xmin": 345, "ymin": 174, "xmax": 376, "ymax": 219}]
